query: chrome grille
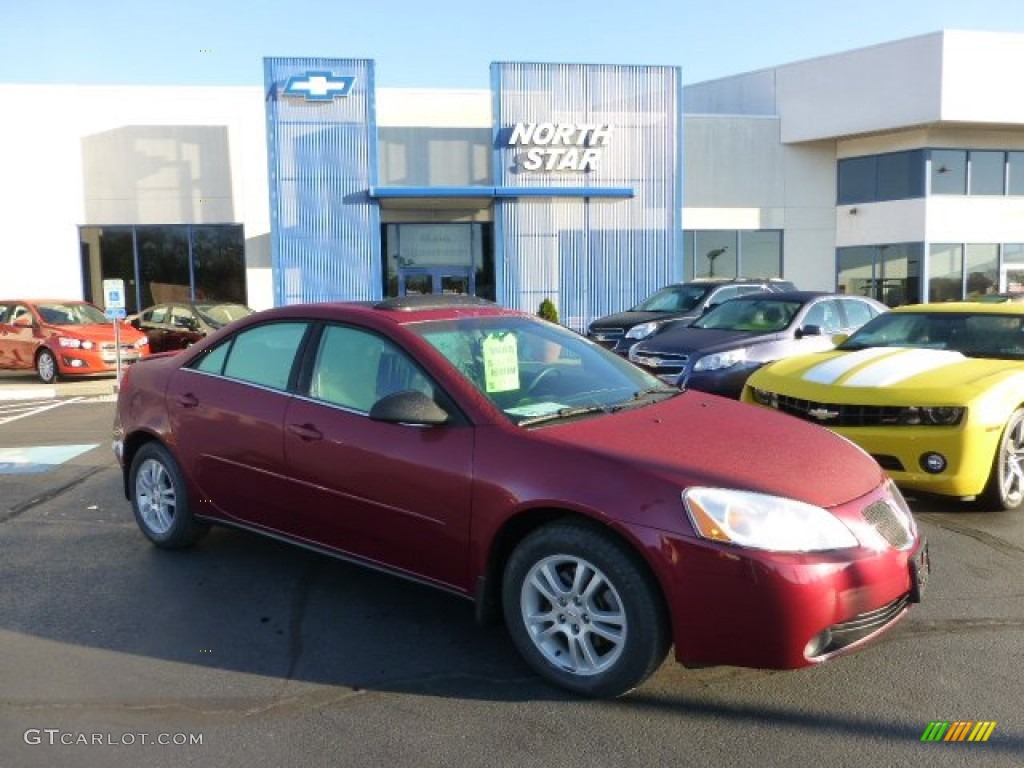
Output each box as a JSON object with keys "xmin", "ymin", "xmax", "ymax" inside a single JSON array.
[{"xmin": 862, "ymin": 499, "xmax": 913, "ymax": 550}]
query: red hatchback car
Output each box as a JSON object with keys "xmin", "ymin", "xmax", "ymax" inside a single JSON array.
[
  {"xmin": 113, "ymin": 296, "xmax": 928, "ymax": 697},
  {"xmin": 0, "ymin": 299, "xmax": 150, "ymax": 383}
]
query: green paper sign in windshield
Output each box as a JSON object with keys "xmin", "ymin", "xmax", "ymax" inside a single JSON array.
[{"xmin": 482, "ymin": 333, "xmax": 520, "ymax": 392}]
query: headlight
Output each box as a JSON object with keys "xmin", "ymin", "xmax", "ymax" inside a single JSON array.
[
  {"xmin": 135, "ymin": 337, "xmax": 149, "ymax": 348},
  {"xmin": 58, "ymin": 337, "xmax": 83, "ymax": 348},
  {"xmin": 879, "ymin": 406, "xmax": 965, "ymax": 426},
  {"xmin": 683, "ymin": 487, "xmax": 858, "ymax": 552},
  {"xmin": 693, "ymin": 348, "xmax": 747, "ymax": 371},
  {"xmin": 625, "ymin": 322, "xmax": 660, "ymax": 340}
]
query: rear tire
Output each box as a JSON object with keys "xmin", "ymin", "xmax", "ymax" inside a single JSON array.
[
  {"xmin": 129, "ymin": 442, "xmax": 208, "ymax": 548},
  {"xmin": 980, "ymin": 408, "xmax": 1024, "ymax": 511},
  {"xmin": 502, "ymin": 521, "xmax": 670, "ymax": 698}
]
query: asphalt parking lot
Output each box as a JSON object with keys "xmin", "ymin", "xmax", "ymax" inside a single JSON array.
[{"xmin": 1, "ymin": 374, "xmax": 1022, "ymax": 767}]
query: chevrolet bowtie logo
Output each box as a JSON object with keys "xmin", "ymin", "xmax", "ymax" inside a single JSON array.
[
  {"xmin": 283, "ymin": 71, "xmax": 356, "ymax": 101},
  {"xmin": 807, "ymin": 407, "xmax": 840, "ymax": 422}
]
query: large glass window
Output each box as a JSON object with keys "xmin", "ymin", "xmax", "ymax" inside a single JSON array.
[
  {"xmin": 928, "ymin": 244, "xmax": 964, "ymax": 302},
  {"xmin": 837, "ymin": 151, "xmax": 924, "ymax": 204},
  {"xmin": 193, "ymin": 225, "xmax": 246, "ymax": 304},
  {"xmin": 79, "ymin": 224, "xmax": 246, "ymax": 311},
  {"xmin": 382, "ymin": 223, "xmax": 493, "ymax": 301},
  {"xmin": 930, "ymin": 150, "xmax": 967, "ymax": 195},
  {"xmin": 1004, "ymin": 244, "xmax": 1024, "ymax": 292},
  {"xmin": 685, "ymin": 230, "xmax": 784, "ymax": 280},
  {"xmin": 968, "ymin": 151, "xmax": 1006, "ymax": 195},
  {"xmin": 738, "ymin": 231, "xmax": 782, "ymax": 278},
  {"xmin": 837, "ymin": 243, "xmax": 921, "ymax": 306},
  {"xmin": 693, "ymin": 231, "xmax": 737, "ymax": 279},
  {"xmin": 965, "ymin": 244, "xmax": 999, "ymax": 297},
  {"xmin": 1008, "ymin": 153, "xmax": 1024, "ymax": 196},
  {"xmin": 837, "ymin": 156, "xmax": 876, "ymax": 204}
]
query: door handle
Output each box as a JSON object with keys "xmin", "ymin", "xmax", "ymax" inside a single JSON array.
[
  {"xmin": 287, "ymin": 423, "xmax": 323, "ymax": 442},
  {"xmin": 175, "ymin": 392, "xmax": 199, "ymax": 408}
]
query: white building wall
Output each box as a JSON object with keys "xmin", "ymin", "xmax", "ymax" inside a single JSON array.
[
  {"xmin": 682, "ymin": 115, "xmax": 837, "ymax": 289},
  {"xmin": 0, "ymin": 85, "xmax": 271, "ymax": 306}
]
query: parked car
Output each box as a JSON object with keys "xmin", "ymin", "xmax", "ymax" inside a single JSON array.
[
  {"xmin": 131, "ymin": 301, "xmax": 253, "ymax": 353},
  {"xmin": 587, "ymin": 277, "xmax": 798, "ymax": 355},
  {"xmin": 628, "ymin": 292, "xmax": 887, "ymax": 398},
  {"xmin": 742, "ymin": 302, "xmax": 1024, "ymax": 510},
  {"xmin": 0, "ymin": 299, "xmax": 149, "ymax": 383},
  {"xmin": 114, "ymin": 295, "xmax": 927, "ymax": 697}
]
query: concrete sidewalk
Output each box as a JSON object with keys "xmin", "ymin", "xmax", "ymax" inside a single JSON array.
[{"xmin": 0, "ymin": 372, "xmax": 118, "ymax": 401}]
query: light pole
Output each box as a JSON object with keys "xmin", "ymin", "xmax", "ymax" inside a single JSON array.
[{"xmin": 706, "ymin": 247, "xmax": 727, "ymax": 277}]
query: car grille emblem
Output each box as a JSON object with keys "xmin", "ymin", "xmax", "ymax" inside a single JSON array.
[{"xmin": 807, "ymin": 407, "xmax": 840, "ymax": 422}]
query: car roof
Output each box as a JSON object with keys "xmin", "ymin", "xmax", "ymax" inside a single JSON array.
[
  {"xmin": 244, "ymin": 295, "xmax": 524, "ymax": 326},
  {"xmin": 890, "ymin": 301, "xmax": 1024, "ymax": 315},
  {"xmin": 720, "ymin": 290, "xmax": 834, "ymax": 302}
]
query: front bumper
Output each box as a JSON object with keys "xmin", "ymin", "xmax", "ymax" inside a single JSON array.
[
  {"xmin": 621, "ymin": 486, "xmax": 926, "ymax": 670},
  {"xmin": 829, "ymin": 425, "xmax": 1000, "ymax": 498}
]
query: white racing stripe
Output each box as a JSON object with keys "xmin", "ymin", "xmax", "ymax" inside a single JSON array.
[
  {"xmin": 802, "ymin": 347, "xmax": 896, "ymax": 384},
  {"xmin": 803, "ymin": 347, "xmax": 965, "ymax": 387}
]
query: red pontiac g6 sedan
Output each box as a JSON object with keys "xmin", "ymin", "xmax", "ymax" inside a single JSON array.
[{"xmin": 113, "ymin": 296, "xmax": 928, "ymax": 697}]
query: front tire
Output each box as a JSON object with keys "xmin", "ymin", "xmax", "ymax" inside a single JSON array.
[
  {"xmin": 129, "ymin": 442, "xmax": 208, "ymax": 548},
  {"xmin": 502, "ymin": 521, "xmax": 670, "ymax": 698},
  {"xmin": 980, "ymin": 408, "xmax": 1024, "ymax": 511},
  {"xmin": 36, "ymin": 349, "xmax": 58, "ymax": 384}
]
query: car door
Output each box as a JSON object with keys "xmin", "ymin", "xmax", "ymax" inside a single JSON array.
[
  {"xmin": 789, "ymin": 299, "xmax": 847, "ymax": 355},
  {"xmin": 135, "ymin": 306, "xmax": 171, "ymax": 353},
  {"xmin": 0, "ymin": 304, "xmax": 13, "ymax": 367},
  {"xmin": 0, "ymin": 304, "xmax": 42, "ymax": 370},
  {"xmin": 282, "ymin": 323, "xmax": 474, "ymax": 589},
  {"xmin": 168, "ymin": 305, "xmax": 202, "ymax": 349},
  {"xmin": 166, "ymin": 320, "xmax": 311, "ymax": 531}
]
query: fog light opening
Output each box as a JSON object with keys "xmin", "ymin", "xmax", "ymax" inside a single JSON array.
[
  {"xmin": 804, "ymin": 629, "xmax": 833, "ymax": 659},
  {"xmin": 920, "ymin": 452, "xmax": 947, "ymax": 474}
]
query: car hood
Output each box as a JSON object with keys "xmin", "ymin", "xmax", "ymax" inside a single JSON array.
[
  {"xmin": 637, "ymin": 328, "xmax": 774, "ymax": 356},
  {"xmin": 748, "ymin": 346, "xmax": 1024, "ymax": 401},
  {"xmin": 44, "ymin": 322, "xmax": 146, "ymax": 343},
  {"xmin": 589, "ymin": 310, "xmax": 695, "ymax": 331},
  {"xmin": 538, "ymin": 391, "xmax": 884, "ymax": 509}
]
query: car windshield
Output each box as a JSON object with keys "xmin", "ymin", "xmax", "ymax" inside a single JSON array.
[
  {"xmin": 632, "ymin": 284, "xmax": 709, "ymax": 312},
  {"xmin": 839, "ymin": 311, "xmax": 1024, "ymax": 360},
  {"xmin": 35, "ymin": 302, "xmax": 108, "ymax": 325},
  {"xmin": 408, "ymin": 316, "xmax": 676, "ymax": 426},
  {"xmin": 692, "ymin": 298, "xmax": 800, "ymax": 332},
  {"xmin": 195, "ymin": 303, "xmax": 252, "ymax": 326}
]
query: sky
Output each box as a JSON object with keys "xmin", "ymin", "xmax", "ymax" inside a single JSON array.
[{"xmin": 1, "ymin": 0, "xmax": 1024, "ymax": 89}]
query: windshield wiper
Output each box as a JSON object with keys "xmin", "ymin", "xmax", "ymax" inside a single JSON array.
[
  {"xmin": 632, "ymin": 386, "xmax": 681, "ymax": 400},
  {"xmin": 518, "ymin": 403, "xmax": 623, "ymax": 427}
]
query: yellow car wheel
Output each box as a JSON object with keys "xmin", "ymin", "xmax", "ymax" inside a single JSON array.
[{"xmin": 981, "ymin": 408, "xmax": 1024, "ymax": 511}]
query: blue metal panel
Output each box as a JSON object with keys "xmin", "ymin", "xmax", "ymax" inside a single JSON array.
[
  {"xmin": 264, "ymin": 58, "xmax": 380, "ymax": 305},
  {"xmin": 491, "ymin": 62, "xmax": 683, "ymax": 331}
]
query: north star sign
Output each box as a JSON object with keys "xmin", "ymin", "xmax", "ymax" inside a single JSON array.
[
  {"xmin": 283, "ymin": 71, "xmax": 356, "ymax": 101},
  {"xmin": 508, "ymin": 122, "xmax": 614, "ymax": 172}
]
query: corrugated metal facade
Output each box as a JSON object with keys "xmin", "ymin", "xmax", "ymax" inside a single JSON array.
[
  {"xmin": 492, "ymin": 63, "xmax": 683, "ymax": 331},
  {"xmin": 264, "ymin": 58, "xmax": 381, "ymax": 305}
]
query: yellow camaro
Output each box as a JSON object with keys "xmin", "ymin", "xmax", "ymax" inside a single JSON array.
[{"xmin": 741, "ymin": 303, "xmax": 1024, "ymax": 510}]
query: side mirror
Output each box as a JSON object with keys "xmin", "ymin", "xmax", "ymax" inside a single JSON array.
[
  {"xmin": 369, "ymin": 390, "xmax": 450, "ymax": 426},
  {"xmin": 13, "ymin": 314, "xmax": 34, "ymax": 328},
  {"xmin": 797, "ymin": 324, "xmax": 823, "ymax": 338}
]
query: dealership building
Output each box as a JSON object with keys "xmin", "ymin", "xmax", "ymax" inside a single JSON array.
[{"xmin": 3, "ymin": 29, "xmax": 1024, "ymax": 330}]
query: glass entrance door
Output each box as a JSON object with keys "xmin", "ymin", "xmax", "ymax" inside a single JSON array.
[{"xmin": 398, "ymin": 267, "xmax": 474, "ymax": 296}]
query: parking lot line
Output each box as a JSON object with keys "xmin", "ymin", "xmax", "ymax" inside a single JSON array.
[{"xmin": 0, "ymin": 397, "xmax": 83, "ymax": 427}]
